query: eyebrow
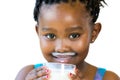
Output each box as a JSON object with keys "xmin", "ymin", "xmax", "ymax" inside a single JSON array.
[
  {"xmin": 41, "ymin": 27, "xmax": 56, "ymax": 32},
  {"xmin": 65, "ymin": 26, "xmax": 84, "ymax": 32},
  {"xmin": 41, "ymin": 26, "xmax": 83, "ymax": 32}
]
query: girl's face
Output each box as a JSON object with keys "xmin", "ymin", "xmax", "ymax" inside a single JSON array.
[{"xmin": 36, "ymin": 2, "xmax": 100, "ymax": 66}]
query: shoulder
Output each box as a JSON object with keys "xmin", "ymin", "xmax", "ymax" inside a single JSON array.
[
  {"xmin": 103, "ymin": 70, "xmax": 120, "ymax": 80},
  {"xmin": 15, "ymin": 65, "xmax": 34, "ymax": 80}
]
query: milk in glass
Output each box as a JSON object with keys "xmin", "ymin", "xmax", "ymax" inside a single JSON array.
[{"xmin": 44, "ymin": 63, "xmax": 75, "ymax": 80}]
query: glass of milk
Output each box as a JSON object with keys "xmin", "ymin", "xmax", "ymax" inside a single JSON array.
[{"xmin": 44, "ymin": 62, "xmax": 76, "ymax": 80}]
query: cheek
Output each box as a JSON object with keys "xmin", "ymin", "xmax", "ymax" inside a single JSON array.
[
  {"xmin": 73, "ymin": 41, "xmax": 88, "ymax": 52},
  {"xmin": 40, "ymin": 37, "xmax": 54, "ymax": 54},
  {"xmin": 72, "ymin": 35, "xmax": 90, "ymax": 53}
]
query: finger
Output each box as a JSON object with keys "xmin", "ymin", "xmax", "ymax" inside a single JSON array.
[
  {"xmin": 75, "ymin": 68, "xmax": 83, "ymax": 78},
  {"xmin": 69, "ymin": 73, "xmax": 78, "ymax": 80},
  {"xmin": 25, "ymin": 69, "xmax": 37, "ymax": 80},
  {"xmin": 35, "ymin": 75, "xmax": 49, "ymax": 80},
  {"xmin": 37, "ymin": 68, "xmax": 50, "ymax": 77},
  {"xmin": 69, "ymin": 70, "xmax": 83, "ymax": 80},
  {"xmin": 36, "ymin": 66, "xmax": 47, "ymax": 72}
]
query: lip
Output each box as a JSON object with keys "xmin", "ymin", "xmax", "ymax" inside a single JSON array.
[
  {"xmin": 51, "ymin": 52, "xmax": 77, "ymax": 63},
  {"xmin": 53, "ymin": 56, "xmax": 73, "ymax": 63}
]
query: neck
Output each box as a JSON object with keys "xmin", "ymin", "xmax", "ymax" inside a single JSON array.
[
  {"xmin": 76, "ymin": 61, "xmax": 89, "ymax": 78},
  {"xmin": 76, "ymin": 61, "xmax": 87, "ymax": 70}
]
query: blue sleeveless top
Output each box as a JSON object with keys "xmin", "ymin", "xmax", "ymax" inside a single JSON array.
[
  {"xmin": 34, "ymin": 64, "xmax": 106, "ymax": 80},
  {"xmin": 94, "ymin": 68, "xmax": 106, "ymax": 80}
]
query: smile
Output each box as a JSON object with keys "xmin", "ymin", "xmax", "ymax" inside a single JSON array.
[{"xmin": 51, "ymin": 52, "xmax": 77, "ymax": 63}]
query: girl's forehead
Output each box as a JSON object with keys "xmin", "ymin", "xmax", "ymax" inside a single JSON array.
[
  {"xmin": 40, "ymin": 2, "xmax": 87, "ymax": 13},
  {"xmin": 39, "ymin": 2, "xmax": 91, "ymax": 23}
]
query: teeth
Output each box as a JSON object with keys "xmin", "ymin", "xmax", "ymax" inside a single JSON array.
[{"xmin": 52, "ymin": 52, "xmax": 76, "ymax": 57}]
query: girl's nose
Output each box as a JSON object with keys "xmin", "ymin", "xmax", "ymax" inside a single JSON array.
[{"xmin": 55, "ymin": 39, "xmax": 71, "ymax": 53}]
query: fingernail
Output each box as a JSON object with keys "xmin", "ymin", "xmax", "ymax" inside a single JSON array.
[
  {"xmin": 46, "ymin": 75, "xmax": 49, "ymax": 78},
  {"xmin": 46, "ymin": 69, "xmax": 49, "ymax": 72},
  {"xmin": 69, "ymin": 73, "xmax": 73, "ymax": 76}
]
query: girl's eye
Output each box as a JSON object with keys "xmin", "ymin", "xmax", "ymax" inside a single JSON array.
[
  {"xmin": 45, "ymin": 33, "xmax": 56, "ymax": 40},
  {"xmin": 69, "ymin": 33, "xmax": 80, "ymax": 39}
]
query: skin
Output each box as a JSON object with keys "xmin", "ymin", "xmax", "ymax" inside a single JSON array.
[{"xmin": 15, "ymin": 2, "xmax": 120, "ymax": 80}]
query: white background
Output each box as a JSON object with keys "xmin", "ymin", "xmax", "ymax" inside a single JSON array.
[{"xmin": 0, "ymin": 0, "xmax": 120, "ymax": 80}]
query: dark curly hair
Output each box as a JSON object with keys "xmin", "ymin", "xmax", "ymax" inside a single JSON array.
[{"xmin": 33, "ymin": 0, "xmax": 106, "ymax": 23}]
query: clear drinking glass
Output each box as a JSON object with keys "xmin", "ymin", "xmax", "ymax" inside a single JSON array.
[{"xmin": 43, "ymin": 62, "xmax": 76, "ymax": 80}]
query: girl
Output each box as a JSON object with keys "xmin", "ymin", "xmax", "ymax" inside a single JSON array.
[{"xmin": 16, "ymin": 0, "xmax": 120, "ymax": 80}]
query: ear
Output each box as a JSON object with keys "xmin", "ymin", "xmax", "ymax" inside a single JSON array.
[
  {"xmin": 35, "ymin": 24, "xmax": 39, "ymax": 36},
  {"xmin": 90, "ymin": 23, "xmax": 101, "ymax": 43}
]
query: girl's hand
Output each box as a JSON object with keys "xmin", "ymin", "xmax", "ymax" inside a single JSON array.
[
  {"xmin": 25, "ymin": 66, "xmax": 50, "ymax": 80},
  {"xmin": 69, "ymin": 68, "xmax": 83, "ymax": 80}
]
